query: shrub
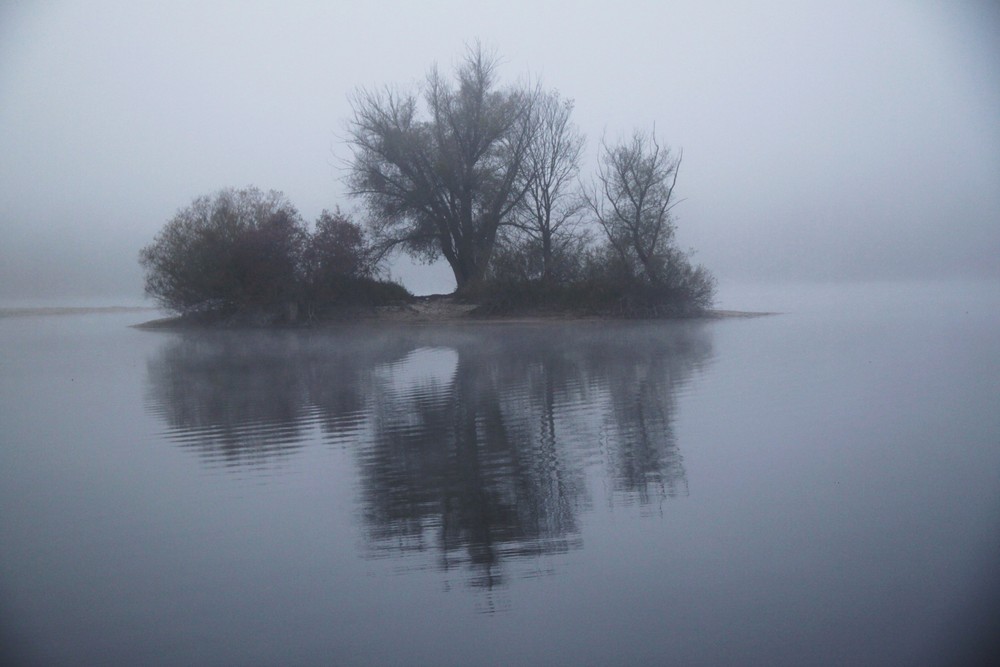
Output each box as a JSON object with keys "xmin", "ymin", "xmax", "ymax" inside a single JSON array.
[
  {"xmin": 141, "ymin": 189, "xmax": 413, "ymax": 323},
  {"xmin": 474, "ymin": 240, "xmax": 715, "ymax": 318},
  {"xmin": 307, "ymin": 209, "xmax": 372, "ymax": 278},
  {"xmin": 140, "ymin": 187, "xmax": 307, "ymax": 317}
]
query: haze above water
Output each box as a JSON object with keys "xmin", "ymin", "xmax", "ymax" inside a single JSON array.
[{"xmin": 2, "ymin": 281, "xmax": 998, "ymax": 665}]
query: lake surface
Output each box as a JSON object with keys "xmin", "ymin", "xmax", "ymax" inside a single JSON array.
[{"xmin": 2, "ymin": 281, "xmax": 998, "ymax": 666}]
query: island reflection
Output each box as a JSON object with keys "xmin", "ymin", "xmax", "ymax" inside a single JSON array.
[{"xmin": 146, "ymin": 322, "xmax": 713, "ymax": 588}]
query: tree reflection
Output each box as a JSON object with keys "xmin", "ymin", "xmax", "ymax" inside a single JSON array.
[
  {"xmin": 145, "ymin": 329, "xmax": 416, "ymax": 468},
  {"xmin": 360, "ymin": 336, "xmax": 588, "ymax": 589},
  {"xmin": 146, "ymin": 332, "xmax": 310, "ymax": 468},
  {"xmin": 145, "ymin": 321, "xmax": 712, "ymax": 588},
  {"xmin": 585, "ymin": 325, "xmax": 707, "ymax": 503}
]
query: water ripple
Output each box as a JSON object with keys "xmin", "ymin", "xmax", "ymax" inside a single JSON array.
[{"xmin": 144, "ymin": 321, "xmax": 714, "ymax": 586}]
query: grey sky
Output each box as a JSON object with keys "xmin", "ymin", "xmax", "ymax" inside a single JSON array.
[{"xmin": 1, "ymin": 0, "xmax": 997, "ymax": 302}]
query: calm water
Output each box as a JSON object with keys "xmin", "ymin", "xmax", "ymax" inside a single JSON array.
[{"xmin": 2, "ymin": 282, "xmax": 998, "ymax": 666}]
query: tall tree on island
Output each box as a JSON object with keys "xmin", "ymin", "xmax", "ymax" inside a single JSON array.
[{"xmin": 346, "ymin": 44, "xmax": 537, "ymax": 292}]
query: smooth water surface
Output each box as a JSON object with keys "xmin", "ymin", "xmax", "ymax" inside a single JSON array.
[{"xmin": 2, "ymin": 282, "xmax": 998, "ymax": 665}]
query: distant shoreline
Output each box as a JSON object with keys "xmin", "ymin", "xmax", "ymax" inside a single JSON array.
[{"xmin": 0, "ymin": 306, "xmax": 156, "ymax": 318}]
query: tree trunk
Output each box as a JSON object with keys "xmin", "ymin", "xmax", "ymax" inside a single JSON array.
[{"xmin": 541, "ymin": 229, "xmax": 552, "ymax": 283}]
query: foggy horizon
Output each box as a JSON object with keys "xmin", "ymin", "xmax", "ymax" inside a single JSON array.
[{"xmin": 2, "ymin": 1, "xmax": 998, "ymax": 303}]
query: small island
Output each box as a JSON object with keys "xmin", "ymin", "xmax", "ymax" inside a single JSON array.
[{"xmin": 139, "ymin": 47, "xmax": 719, "ymax": 328}]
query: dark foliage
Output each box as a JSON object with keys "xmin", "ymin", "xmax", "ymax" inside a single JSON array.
[
  {"xmin": 302, "ymin": 208, "xmax": 393, "ymax": 312},
  {"xmin": 470, "ymin": 242, "xmax": 715, "ymax": 318},
  {"xmin": 140, "ymin": 188, "xmax": 410, "ymax": 323},
  {"xmin": 307, "ymin": 209, "xmax": 371, "ymax": 278},
  {"xmin": 140, "ymin": 187, "xmax": 308, "ymax": 318},
  {"xmin": 304, "ymin": 275, "xmax": 413, "ymax": 319}
]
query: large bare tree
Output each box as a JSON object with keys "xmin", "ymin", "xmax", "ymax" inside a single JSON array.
[
  {"xmin": 506, "ymin": 92, "xmax": 586, "ymax": 283},
  {"xmin": 347, "ymin": 45, "xmax": 536, "ymax": 291},
  {"xmin": 587, "ymin": 130, "xmax": 682, "ymax": 283}
]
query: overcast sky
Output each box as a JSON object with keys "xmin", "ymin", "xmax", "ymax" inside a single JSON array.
[{"xmin": 1, "ymin": 0, "xmax": 997, "ymax": 302}]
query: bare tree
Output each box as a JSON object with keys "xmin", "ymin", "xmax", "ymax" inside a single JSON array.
[
  {"xmin": 587, "ymin": 130, "xmax": 682, "ymax": 283},
  {"xmin": 506, "ymin": 92, "xmax": 586, "ymax": 283},
  {"xmin": 346, "ymin": 45, "xmax": 537, "ymax": 291}
]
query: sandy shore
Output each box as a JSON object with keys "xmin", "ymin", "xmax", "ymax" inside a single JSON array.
[{"xmin": 360, "ymin": 298, "xmax": 774, "ymax": 324}]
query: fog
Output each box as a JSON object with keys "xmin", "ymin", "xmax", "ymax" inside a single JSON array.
[{"xmin": 1, "ymin": 0, "xmax": 997, "ymax": 303}]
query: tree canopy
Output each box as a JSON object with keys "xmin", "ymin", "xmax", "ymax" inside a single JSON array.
[{"xmin": 347, "ymin": 45, "xmax": 536, "ymax": 291}]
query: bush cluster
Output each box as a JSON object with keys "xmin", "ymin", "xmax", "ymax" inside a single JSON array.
[
  {"xmin": 141, "ymin": 180, "xmax": 714, "ymax": 324},
  {"xmin": 476, "ymin": 236, "xmax": 716, "ymax": 318},
  {"xmin": 140, "ymin": 187, "xmax": 410, "ymax": 322}
]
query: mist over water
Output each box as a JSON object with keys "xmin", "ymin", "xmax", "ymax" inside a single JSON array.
[{"xmin": 2, "ymin": 281, "xmax": 999, "ymax": 665}]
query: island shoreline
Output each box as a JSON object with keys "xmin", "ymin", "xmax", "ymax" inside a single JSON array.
[{"xmin": 132, "ymin": 301, "xmax": 777, "ymax": 330}]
